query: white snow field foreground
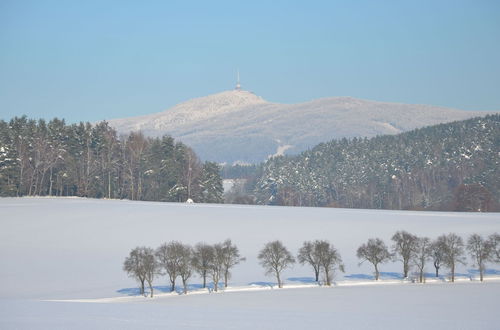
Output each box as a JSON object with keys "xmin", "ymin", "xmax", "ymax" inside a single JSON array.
[{"xmin": 1, "ymin": 197, "xmax": 499, "ymax": 329}]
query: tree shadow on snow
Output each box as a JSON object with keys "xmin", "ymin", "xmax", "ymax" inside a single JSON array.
[
  {"xmin": 379, "ymin": 272, "xmax": 404, "ymax": 279},
  {"xmin": 344, "ymin": 272, "xmax": 403, "ymax": 280},
  {"xmin": 469, "ymin": 268, "xmax": 500, "ymax": 275},
  {"xmin": 117, "ymin": 283, "xmax": 219, "ymax": 296},
  {"xmin": 343, "ymin": 274, "xmax": 374, "ymax": 280},
  {"xmin": 117, "ymin": 285, "xmax": 174, "ymax": 296},
  {"xmin": 423, "ymin": 272, "xmax": 446, "ymax": 280},
  {"xmin": 287, "ymin": 277, "xmax": 317, "ymax": 284}
]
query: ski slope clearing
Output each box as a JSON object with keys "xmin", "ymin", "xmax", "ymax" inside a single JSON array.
[{"xmin": 1, "ymin": 197, "xmax": 499, "ymax": 329}]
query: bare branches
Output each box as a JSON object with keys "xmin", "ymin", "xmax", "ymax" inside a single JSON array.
[
  {"xmin": 430, "ymin": 239, "xmax": 445, "ymax": 278},
  {"xmin": 467, "ymin": 234, "xmax": 493, "ymax": 282},
  {"xmin": 122, "ymin": 231, "xmax": 500, "ymax": 298},
  {"xmin": 209, "ymin": 243, "xmax": 226, "ymax": 292},
  {"xmin": 155, "ymin": 241, "xmax": 184, "ymax": 292},
  {"xmin": 391, "ymin": 231, "xmax": 418, "ymax": 278},
  {"xmin": 436, "ymin": 233, "xmax": 465, "ymax": 282},
  {"xmin": 123, "ymin": 247, "xmax": 158, "ymax": 297},
  {"xmin": 412, "ymin": 237, "xmax": 431, "ymax": 283},
  {"xmin": 258, "ymin": 241, "xmax": 295, "ymax": 288},
  {"xmin": 489, "ymin": 233, "xmax": 500, "ymax": 263},
  {"xmin": 176, "ymin": 244, "xmax": 194, "ymax": 294},
  {"xmin": 298, "ymin": 241, "xmax": 321, "ymax": 282},
  {"xmin": 357, "ymin": 238, "xmax": 391, "ymax": 280},
  {"xmin": 192, "ymin": 243, "xmax": 215, "ymax": 289},
  {"xmin": 298, "ymin": 240, "xmax": 344, "ymax": 285},
  {"xmin": 221, "ymin": 239, "xmax": 246, "ymax": 288}
]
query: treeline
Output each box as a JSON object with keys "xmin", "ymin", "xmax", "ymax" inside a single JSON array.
[
  {"xmin": 253, "ymin": 115, "xmax": 500, "ymax": 211},
  {"xmin": 124, "ymin": 232, "xmax": 500, "ymax": 297},
  {"xmin": 0, "ymin": 116, "xmax": 223, "ymax": 202}
]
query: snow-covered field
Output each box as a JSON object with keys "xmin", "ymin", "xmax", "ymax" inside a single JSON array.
[{"xmin": 1, "ymin": 197, "xmax": 499, "ymax": 329}]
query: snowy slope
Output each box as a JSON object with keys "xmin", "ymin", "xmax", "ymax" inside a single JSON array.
[
  {"xmin": 3, "ymin": 283, "xmax": 500, "ymax": 330},
  {"xmin": 1, "ymin": 198, "xmax": 499, "ymax": 329},
  {"xmin": 107, "ymin": 91, "xmax": 496, "ymax": 163}
]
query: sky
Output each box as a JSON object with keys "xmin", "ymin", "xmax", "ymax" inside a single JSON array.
[{"xmin": 1, "ymin": 0, "xmax": 499, "ymax": 123}]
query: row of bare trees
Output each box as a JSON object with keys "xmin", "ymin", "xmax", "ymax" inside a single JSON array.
[
  {"xmin": 357, "ymin": 231, "xmax": 500, "ymax": 282},
  {"xmin": 124, "ymin": 233, "xmax": 500, "ymax": 296},
  {"xmin": 123, "ymin": 240, "xmax": 245, "ymax": 297},
  {"xmin": 257, "ymin": 240, "xmax": 345, "ymax": 288},
  {"xmin": 259, "ymin": 233, "xmax": 500, "ymax": 288}
]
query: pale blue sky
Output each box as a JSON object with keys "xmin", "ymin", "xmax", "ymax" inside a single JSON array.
[{"xmin": 1, "ymin": 0, "xmax": 499, "ymax": 122}]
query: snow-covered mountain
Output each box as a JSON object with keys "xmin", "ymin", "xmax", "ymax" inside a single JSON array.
[{"xmin": 108, "ymin": 90, "xmax": 495, "ymax": 163}]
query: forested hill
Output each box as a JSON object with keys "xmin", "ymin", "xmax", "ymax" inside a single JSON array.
[
  {"xmin": 0, "ymin": 117, "xmax": 223, "ymax": 203},
  {"xmin": 255, "ymin": 114, "xmax": 499, "ymax": 211}
]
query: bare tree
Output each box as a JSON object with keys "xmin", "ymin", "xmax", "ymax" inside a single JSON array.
[
  {"xmin": 297, "ymin": 241, "xmax": 321, "ymax": 282},
  {"xmin": 357, "ymin": 238, "xmax": 391, "ymax": 280},
  {"xmin": 489, "ymin": 233, "xmax": 500, "ymax": 263},
  {"xmin": 258, "ymin": 241, "xmax": 295, "ymax": 288},
  {"xmin": 413, "ymin": 237, "xmax": 432, "ymax": 283},
  {"xmin": 391, "ymin": 230, "xmax": 418, "ymax": 278},
  {"xmin": 142, "ymin": 247, "xmax": 158, "ymax": 297},
  {"xmin": 467, "ymin": 234, "xmax": 493, "ymax": 282},
  {"xmin": 316, "ymin": 240, "xmax": 344, "ymax": 286},
  {"xmin": 437, "ymin": 233, "xmax": 465, "ymax": 282},
  {"xmin": 221, "ymin": 239, "xmax": 246, "ymax": 288},
  {"xmin": 209, "ymin": 242, "xmax": 225, "ymax": 292},
  {"xmin": 123, "ymin": 246, "xmax": 157, "ymax": 297},
  {"xmin": 123, "ymin": 247, "xmax": 146, "ymax": 296},
  {"xmin": 192, "ymin": 243, "xmax": 214, "ymax": 288},
  {"xmin": 177, "ymin": 244, "xmax": 194, "ymax": 294},
  {"xmin": 298, "ymin": 240, "xmax": 344, "ymax": 285},
  {"xmin": 156, "ymin": 241, "xmax": 184, "ymax": 292},
  {"xmin": 430, "ymin": 239, "xmax": 445, "ymax": 277}
]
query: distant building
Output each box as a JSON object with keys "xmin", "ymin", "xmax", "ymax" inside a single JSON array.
[{"xmin": 235, "ymin": 69, "xmax": 241, "ymax": 90}]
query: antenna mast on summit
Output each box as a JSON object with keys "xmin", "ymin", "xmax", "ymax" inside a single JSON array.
[{"xmin": 235, "ymin": 69, "xmax": 241, "ymax": 90}]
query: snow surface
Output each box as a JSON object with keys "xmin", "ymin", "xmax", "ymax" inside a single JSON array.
[{"xmin": 1, "ymin": 197, "xmax": 499, "ymax": 329}]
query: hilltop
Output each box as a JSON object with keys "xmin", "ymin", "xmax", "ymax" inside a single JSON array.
[{"xmin": 108, "ymin": 90, "xmax": 494, "ymax": 163}]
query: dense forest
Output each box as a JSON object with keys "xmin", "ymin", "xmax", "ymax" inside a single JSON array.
[
  {"xmin": 0, "ymin": 117, "xmax": 223, "ymax": 203},
  {"xmin": 2, "ymin": 115, "xmax": 498, "ymax": 211},
  {"xmin": 252, "ymin": 115, "xmax": 499, "ymax": 211}
]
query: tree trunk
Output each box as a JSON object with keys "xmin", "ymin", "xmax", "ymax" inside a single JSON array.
[
  {"xmin": 374, "ymin": 264, "xmax": 379, "ymax": 281},
  {"xmin": 38, "ymin": 168, "xmax": 47, "ymax": 196},
  {"xmin": 170, "ymin": 279, "xmax": 175, "ymax": 292},
  {"xmin": 315, "ymin": 268, "xmax": 319, "ymax": 282},
  {"xmin": 325, "ymin": 269, "xmax": 331, "ymax": 286},
  {"xmin": 148, "ymin": 281, "xmax": 154, "ymax": 297},
  {"xmin": 108, "ymin": 170, "xmax": 111, "ymax": 199},
  {"xmin": 214, "ymin": 278, "xmax": 219, "ymax": 292},
  {"xmin": 224, "ymin": 270, "xmax": 229, "ymax": 287},
  {"xmin": 451, "ymin": 264, "xmax": 455, "ymax": 282},
  {"xmin": 18, "ymin": 160, "xmax": 24, "ymax": 196},
  {"xmin": 403, "ymin": 262, "xmax": 409, "ymax": 278},
  {"xmin": 49, "ymin": 167, "xmax": 53, "ymax": 196},
  {"xmin": 202, "ymin": 271, "xmax": 206, "ymax": 288},
  {"xmin": 480, "ymin": 264, "xmax": 484, "ymax": 282},
  {"xmin": 182, "ymin": 278, "xmax": 187, "ymax": 294},
  {"xmin": 277, "ymin": 272, "xmax": 282, "ymax": 288}
]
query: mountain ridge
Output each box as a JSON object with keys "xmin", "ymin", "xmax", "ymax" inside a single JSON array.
[{"xmin": 107, "ymin": 90, "xmax": 496, "ymax": 163}]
